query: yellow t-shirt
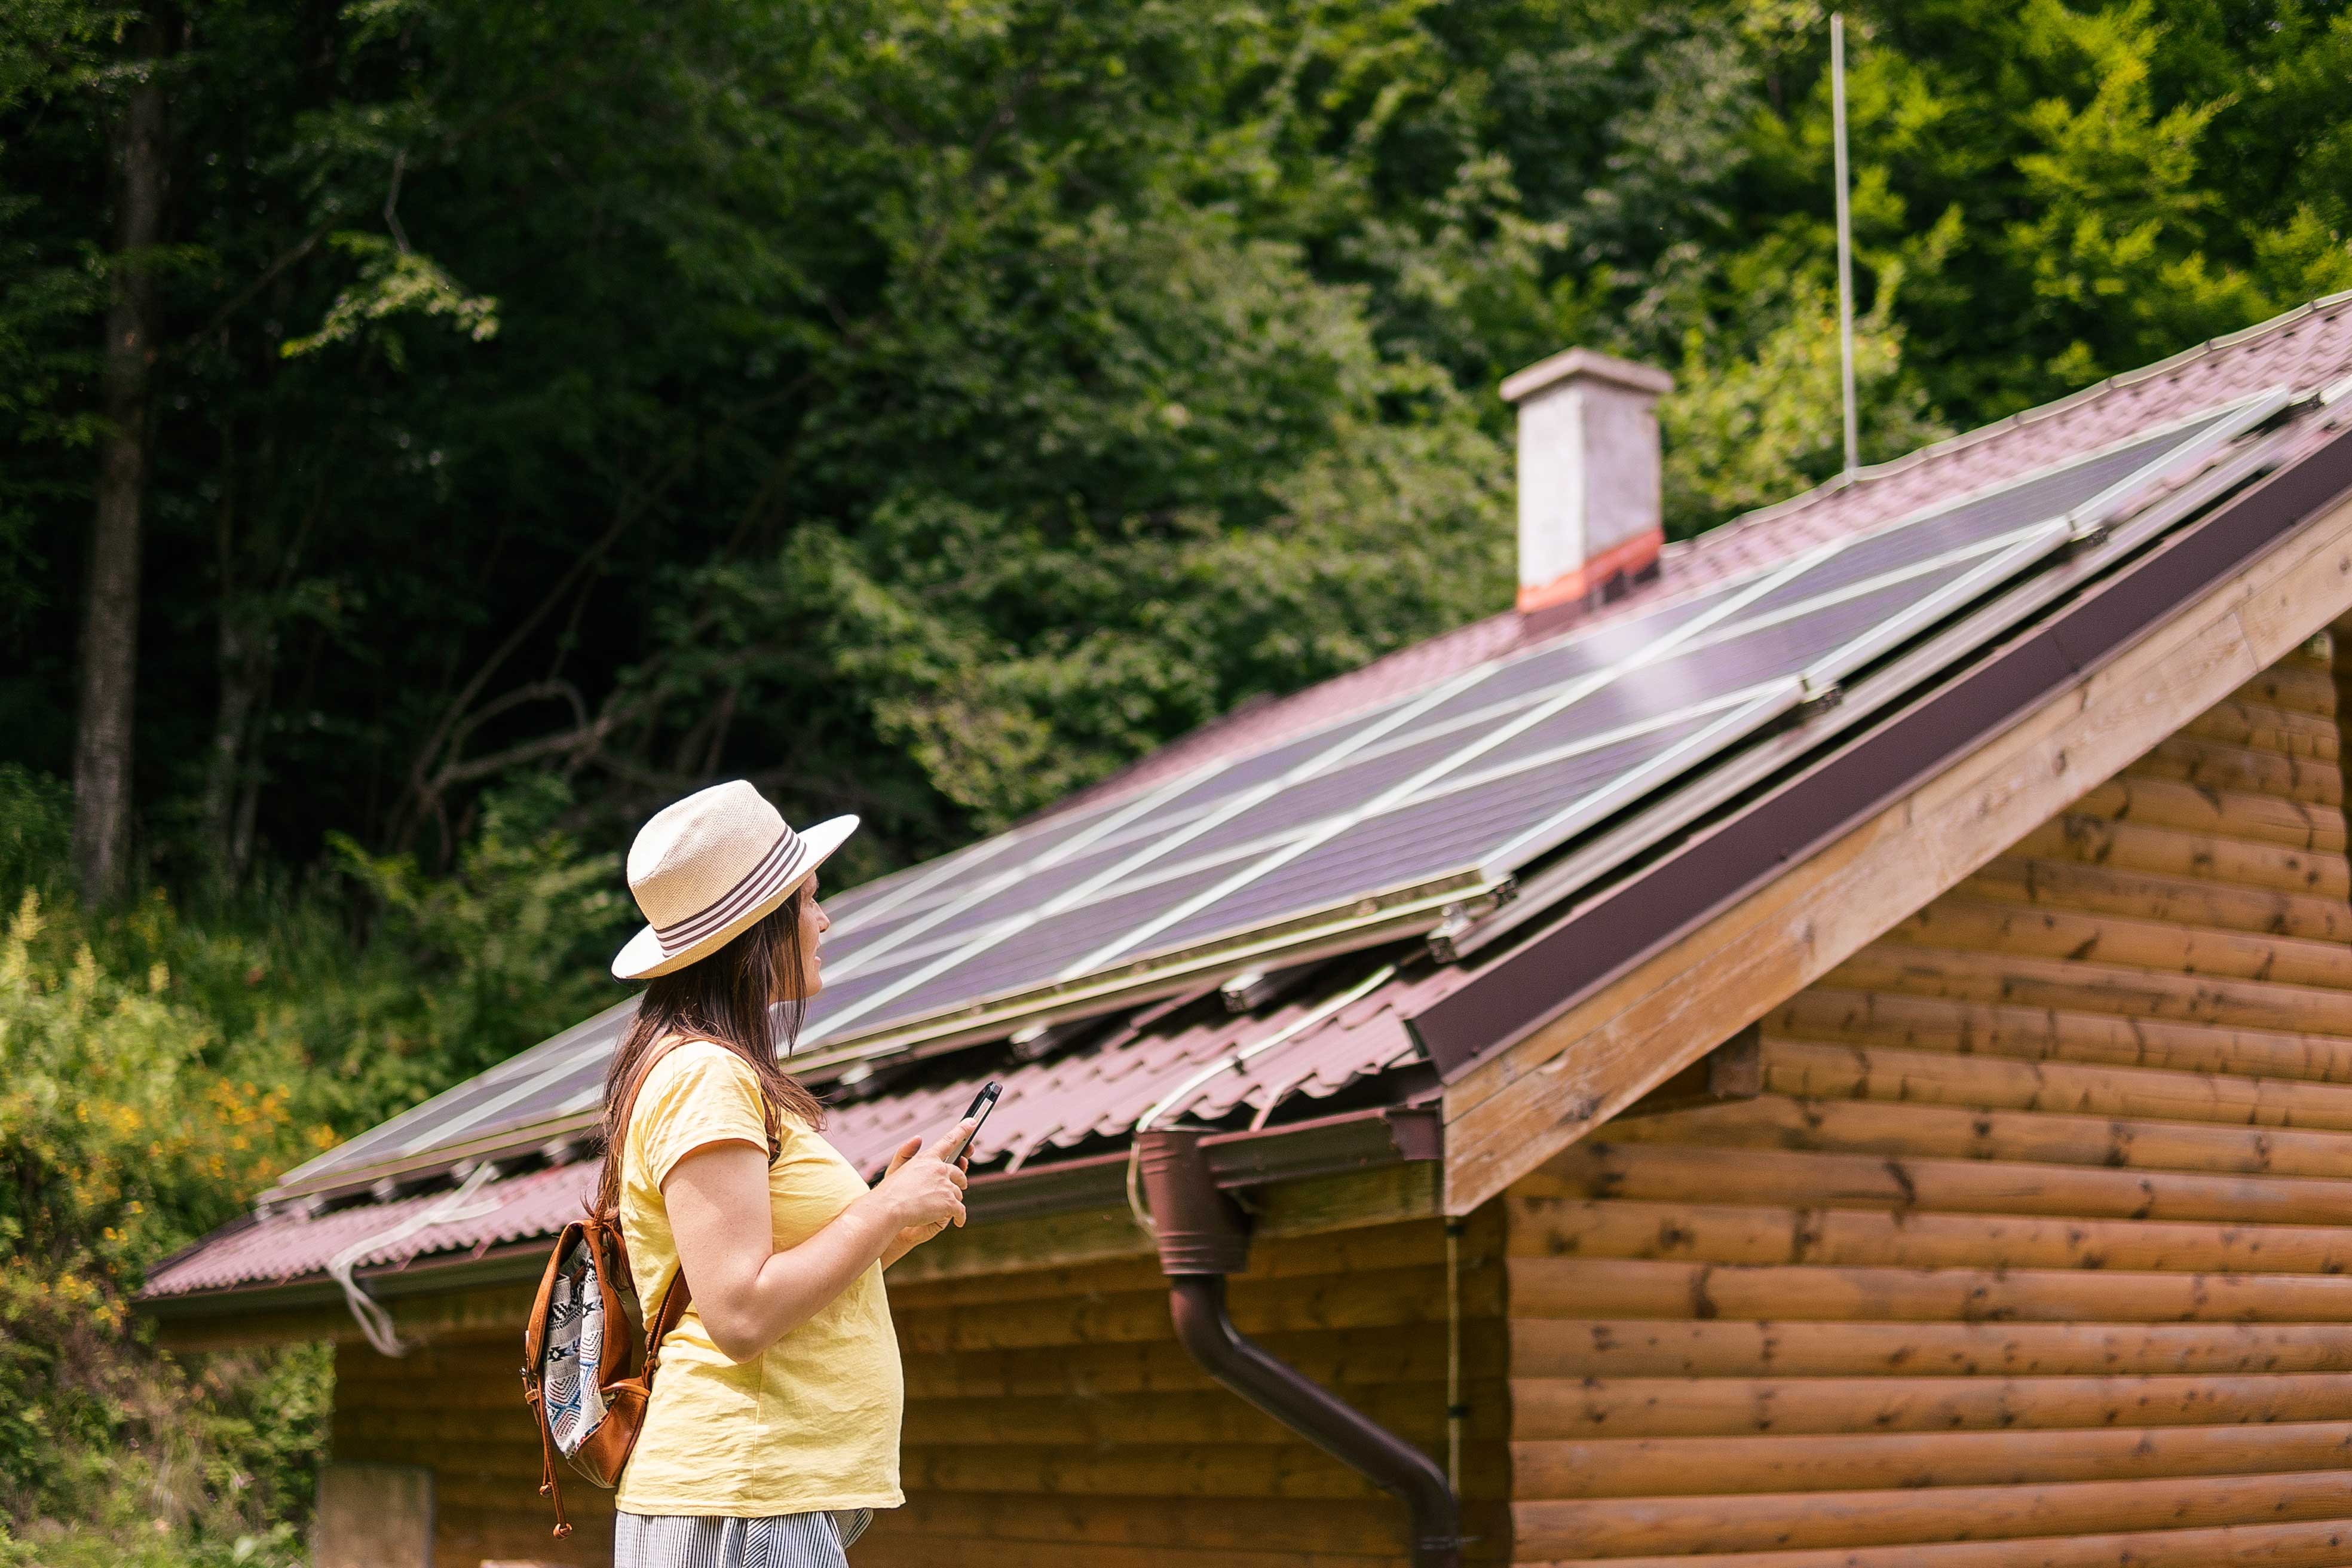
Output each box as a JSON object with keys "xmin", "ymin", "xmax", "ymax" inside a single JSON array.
[{"xmin": 614, "ymin": 1040, "xmax": 904, "ymax": 1515}]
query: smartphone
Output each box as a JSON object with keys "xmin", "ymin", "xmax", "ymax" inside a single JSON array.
[{"xmin": 948, "ymin": 1081, "xmax": 1002, "ymax": 1165}]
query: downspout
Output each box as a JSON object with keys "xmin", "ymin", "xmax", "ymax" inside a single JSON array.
[{"xmin": 1137, "ymin": 1127, "xmax": 1463, "ymax": 1568}]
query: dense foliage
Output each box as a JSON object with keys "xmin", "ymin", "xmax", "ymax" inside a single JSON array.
[
  {"xmin": 7, "ymin": 0, "xmax": 2344, "ymax": 887},
  {"xmin": 5, "ymin": 0, "xmax": 2351, "ymax": 1560}
]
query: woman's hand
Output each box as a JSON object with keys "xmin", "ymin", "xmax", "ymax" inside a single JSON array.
[{"xmin": 875, "ymin": 1120, "xmax": 973, "ymax": 1243}]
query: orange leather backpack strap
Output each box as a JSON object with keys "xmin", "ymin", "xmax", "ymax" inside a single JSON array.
[
  {"xmin": 641, "ymin": 1266, "xmax": 694, "ymax": 1377},
  {"xmin": 521, "ymin": 1218, "xmax": 583, "ymax": 1369}
]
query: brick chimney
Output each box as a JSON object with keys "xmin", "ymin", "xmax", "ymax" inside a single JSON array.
[{"xmin": 1500, "ymin": 347, "xmax": 1674, "ymax": 623}]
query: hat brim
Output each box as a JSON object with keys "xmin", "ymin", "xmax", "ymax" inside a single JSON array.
[{"xmin": 611, "ymin": 814, "xmax": 859, "ymax": 982}]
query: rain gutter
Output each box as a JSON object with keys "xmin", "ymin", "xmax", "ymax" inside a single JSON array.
[{"xmin": 1137, "ymin": 1126, "xmax": 1462, "ymax": 1568}]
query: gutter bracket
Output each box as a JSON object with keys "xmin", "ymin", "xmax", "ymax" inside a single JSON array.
[{"xmin": 1137, "ymin": 1127, "xmax": 1463, "ymax": 1567}]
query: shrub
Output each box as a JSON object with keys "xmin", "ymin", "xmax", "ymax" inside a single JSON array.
[{"xmin": 0, "ymin": 769, "xmax": 627, "ymax": 1564}]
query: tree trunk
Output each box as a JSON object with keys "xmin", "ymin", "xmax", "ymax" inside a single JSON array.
[
  {"xmin": 72, "ymin": 26, "xmax": 168, "ymax": 906},
  {"xmin": 199, "ymin": 431, "xmax": 272, "ymax": 882},
  {"xmin": 200, "ymin": 609, "xmax": 265, "ymax": 880}
]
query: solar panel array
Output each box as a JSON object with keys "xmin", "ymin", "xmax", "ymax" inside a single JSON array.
[{"xmin": 266, "ymin": 402, "xmax": 2249, "ymax": 1199}]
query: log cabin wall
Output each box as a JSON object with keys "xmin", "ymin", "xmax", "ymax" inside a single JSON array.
[
  {"xmin": 861, "ymin": 1213, "xmax": 1509, "ymax": 1566},
  {"xmin": 328, "ymin": 1211, "xmax": 1511, "ymax": 1567},
  {"xmin": 1500, "ymin": 635, "xmax": 2352, "ymax": 1566}
]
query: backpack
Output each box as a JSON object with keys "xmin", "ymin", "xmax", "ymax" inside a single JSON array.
[{"xmin": 518, "ymin": 1036, "xmax": 697, "ymax": 1538}]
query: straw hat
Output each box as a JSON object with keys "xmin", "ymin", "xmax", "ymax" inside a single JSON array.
[{"xmin": 611, "ymin": 781, "xmax": 858, "ymax": 981}]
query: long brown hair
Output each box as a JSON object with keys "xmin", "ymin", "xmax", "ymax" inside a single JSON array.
[{"xmin": 593, "ymin": 886, "xmax": 828, "ymax": 1216}]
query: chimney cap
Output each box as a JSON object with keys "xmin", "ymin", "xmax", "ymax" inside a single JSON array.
[{"xmin": 1500, "ymin": 347, "xmax": 1674, "ymax": 406}]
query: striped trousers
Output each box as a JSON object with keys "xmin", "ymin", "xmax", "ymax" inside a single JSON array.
[{"xmin": 614, "ymin": 1509, "xmax": 872, "ymax": 1568}]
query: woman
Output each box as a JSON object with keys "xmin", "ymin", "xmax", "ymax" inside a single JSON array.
[{"xmin": 597, "ymin": 780, "xmax": 972, "ymax": 1567}]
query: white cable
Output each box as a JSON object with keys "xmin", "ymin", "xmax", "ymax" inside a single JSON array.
[
  {"xmin": 1124, "ymin": 963, "xmax": 1399, "ymax": 1232},
  {"xmin": 326, "ymin": 1163, "xmax": 502, "ymax": 1357}
]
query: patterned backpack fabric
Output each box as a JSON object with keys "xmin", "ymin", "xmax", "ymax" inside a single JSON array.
[
  {"xmin": 519, "ymin": 1038, "xmax": 696, "ymax": 1538},
  {"xmin": 539, "ymin": 1238, "xmax": 609, "ymax": 1453}
]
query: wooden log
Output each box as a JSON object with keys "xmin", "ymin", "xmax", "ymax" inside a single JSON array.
[
  {"xmin": 363, "ymin": 1469, "xmax": 608, "ymax": 1521},
  {"xmin": 1509, "ymin": 1370, "xmax": 2352, "ymax": 1441},
  {"xmin": 1879, "ymin": 896, "xmax": 2352, "ymax": 993},
  {"xmin": 1526, "ymin": 1515, "xmax": 2352, "ymax": 1568},
  {"xmin": 1512, "ymin": 1419, "xmax": 2352, "ymax": 1500},
  {"xmin": 1507, "ymin": 1194, "xmax": 2352, "ymax": 1275},
  {"xmin": 627, "ymin": 1487, "xmax": 1408, "ymax": 1554},
  {"xmin": 2182, "ymin": 699, "xmax": 2339, "ymax": 762},
  {"xmin": 887, "ymin": 1264, "xmax": 1490, "ymax": 1354},
  {"xmin": 860, "ymin": 1539, "xmax": 1405, "ymax": 1568},
  {"xmin": 371, "ymin": 1410, "xmax": 1512, "ymax": 1496},
  {"xmin": 2232, "ymin": 661, "xmax": 2339, "ymax": 719},
  {"xmin": 1815, "ymin": 944, "xmax": 2352, "ymax": 1048},
  {"xmin": 2002, "ymin": 814, "xmax": 2349, "ymax": 899},
  {"xmin": 1508, "ymin": 1254, "xmax": 2352, "ymax": 1323},
  {"xmin": 1769, "ymin": 988, "xmax": 2352, "ymax": 1085},
  {"xmin": 896, "ymin": 1440, "xmax": 1511, "ymax": 1501},
  {"xmin": 902, "ymin": 1382, "xmax": 1503, "ymax": 1450},
  {"xmin": 329, "ymin": 1388, "xmax": 1365, "ymax": 1453},
  {"xmin": 887, "ymin": 1218, "xmax": 1454, "ymax": 1312},
  {"xmin": 894, "ymin": 1324, "xmax": 1506, "ymax": 1400},
  {"xmin": 157, "ymin": 1279, "xmax": 540, "ymax": 1354},
  {"xmin": 1496, "ymin": 1194, "xmax": 2352, "ymax": 1279},
  {"xmin": 1512, "ymin": 1465, "xmax": 2352, "ymax": 1558},
  {"xmin": 894, "ymin": 1160, "xmax": 1447, "ymax": 1290},
  {"xmin": 335, "ymin": 1407, "xmax": 548, "ymax": 1450},
  {"xmin": 1601, "ymin": 1093, "xmax": 2352, "ymax": 1182},
  {"xmin": 2127, "ymin": 731, "xmax": 2342, "ymax": 808},
  {"xmin": 1958, "ymin": 856, "xmax": 2352, "ymax": 945},
  {"xmin": 2048, "ymin": 775, "xmax": 2344, "ymax": 851},
  {"xmin": 336, "ymin": 1435, "xmax": 595, "ymax": 1487},
  {"xmin": 1761, "ymin": 1037, "xmax": 2352, "ymax": 1131},
  {"xmin": 328, "ymin": 1321, "xmax": 1503, "ymax": 1405},
  {"xmin": 1506, "ymin": 1318, "xmax": 2352, "ymax": 1380},
  {"xmin": 1525, "ymin": 1139, "xmax": 2352, "ymax": 1226}
]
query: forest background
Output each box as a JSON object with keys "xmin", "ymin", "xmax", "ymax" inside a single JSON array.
[{"xmin": 5, "ymin": 0, "xmax": 2351, "ymax": 1562}]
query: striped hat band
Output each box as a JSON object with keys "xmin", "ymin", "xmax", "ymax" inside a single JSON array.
[{"xmin": 653, "ymin": 825, "xmax": 798, "ymax": 954}]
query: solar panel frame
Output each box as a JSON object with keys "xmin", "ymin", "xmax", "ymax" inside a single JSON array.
[
  {"xmin": 799, "ymin": 656, "xmax": 1506, "ymax": 1046},
  {"xmin": 1143, "ymin": 696, "xmax": 1796, "ymax": 950}
]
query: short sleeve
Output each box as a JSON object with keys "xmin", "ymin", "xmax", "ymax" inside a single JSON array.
[{"xmin": 628, "ymin": 1043, "xmax": 768, "ymax": 1190}]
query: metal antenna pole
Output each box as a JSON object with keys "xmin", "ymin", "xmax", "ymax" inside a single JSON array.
[{"xmin": 1832, "ymin": 11, "xmax": 1859, "ymax": 476}]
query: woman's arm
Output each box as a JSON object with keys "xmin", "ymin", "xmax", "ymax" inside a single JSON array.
[{"xmin": 664, "ymin": 1117, "xmax": 972, "ymax": 1364}]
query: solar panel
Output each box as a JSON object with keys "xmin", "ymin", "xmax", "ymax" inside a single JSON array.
[{"xmin": 264, "ymin": 396, "xmax": 2267, "ymax": 1200}]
